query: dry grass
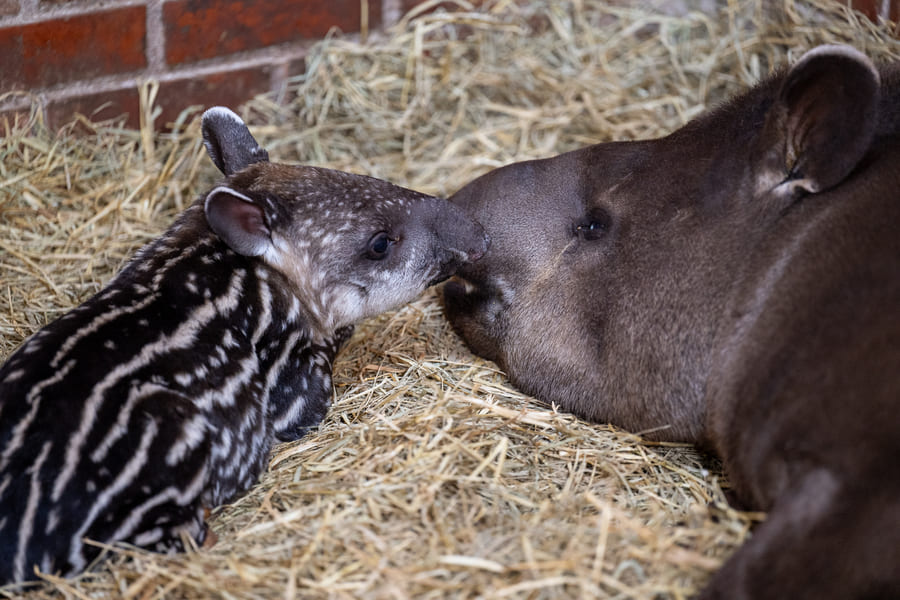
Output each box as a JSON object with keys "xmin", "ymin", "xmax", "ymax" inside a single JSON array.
[{"xmin": 1, "ymin": 0, "xmax": 897, "ymax": 597}]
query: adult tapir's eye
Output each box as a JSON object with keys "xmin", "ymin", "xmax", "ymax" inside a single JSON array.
[
  {"xmin": 574, "ymin": 208, "xmax": 612, "ymax": 241},
  {"xmin": 366, "ymin": 232, "xmax": 395, "ymax": 260}
]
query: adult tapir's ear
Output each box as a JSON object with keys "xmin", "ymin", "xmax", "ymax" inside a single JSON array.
[
  {"xmin": 201, "ymin": 106, "xmax": 270, "ymax": 176},
  {"xmin": 204, "ymin": 186, "xmax": 272, "ymax": 256},
  {"xmin": 755, "ymin": 45, "xmax": 880, "ymax": 196}
]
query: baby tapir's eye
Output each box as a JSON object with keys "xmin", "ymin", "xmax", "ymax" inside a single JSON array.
[
  {"xmin": 574, "ymin": 208, "xmax": 612, "ymax": 241},
  {"xmin": 366, "ymin": 232, "xmax": 396, "ymax": 260}
]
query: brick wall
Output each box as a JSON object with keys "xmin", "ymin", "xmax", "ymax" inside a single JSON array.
[
  {"xmin": 0, "ymin": 0, "xmax": 429, "ymax": 130},
  {"xmin": 0, "ymin": 0, "xmax": 895, "ymax": 131},
  {"xmin": 853, "ymin": 0, "xmax": 900, "ymax": 20}
]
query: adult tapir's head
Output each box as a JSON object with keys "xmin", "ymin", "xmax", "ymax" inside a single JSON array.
[{"xmin": 444, "ymin": 45, "xmax": 894, "ymax": 441}]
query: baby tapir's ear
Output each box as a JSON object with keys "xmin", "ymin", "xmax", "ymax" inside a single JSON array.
[
  {"xmin": 205, "ymin": 186, "xmax": 272, "ymax": 256},
  {"xmin": 201, "ymin": 106, "xmax": 270, "ymax": 176},
  {"xmin": 756, "ymin": 45, "xmax": 880, "ymax": 196}
]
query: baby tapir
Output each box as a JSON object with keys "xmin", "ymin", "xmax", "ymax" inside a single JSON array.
[
  {"xmin": 444, "ymin": 45, "xmax": 900, "ymax": 599},
  {"xmin": 0, "ymin": 106, "xmax": 488, "ymax": 584}
]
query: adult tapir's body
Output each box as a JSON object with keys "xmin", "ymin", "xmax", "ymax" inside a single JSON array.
[{"xmin": 444, "ymin": 45, "xmax": 900, "ymax": 598}]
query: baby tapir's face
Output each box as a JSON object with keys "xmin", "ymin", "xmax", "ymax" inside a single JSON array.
[
  {"xmin": 212, "ymin": 162, "xmax": 489, "ymax": 331},
  {"xmin": 200, "ymin": 106, "xmax": 488, "ymax": 333}
]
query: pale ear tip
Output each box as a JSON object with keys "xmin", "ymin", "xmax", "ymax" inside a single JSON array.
[
  {"xmin": 201, "ymin": 106, "xmax": 244, "ymax": 127},
  {"xmin": 799, "ymin": 44, "xmax": 866, "ymax": 60},
  {"xmin": 796, "ymin": 44, "xmax": 878, "ymax": 80}
]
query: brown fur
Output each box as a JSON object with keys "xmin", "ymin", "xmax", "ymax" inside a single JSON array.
[{"xmin": 443, "ymin": 46, "xmax": 900, "ymax": 598}]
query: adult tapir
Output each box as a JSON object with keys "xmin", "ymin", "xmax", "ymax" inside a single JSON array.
[{"xmin": 443, "ymin": 45, "xmax": 900, "ymax": 599}]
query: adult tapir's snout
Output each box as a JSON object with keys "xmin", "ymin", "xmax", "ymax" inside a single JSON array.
[
  {"xmin": 443, "ymin": 165, "xmax": 522, "ymax": 364},
  {"xmin": 444, "ymin": 153, "xmax": 592, "ymax": 371},
  {"xmin": 443, "ymin": 43, "xmax": 900, "ymax": 600}
]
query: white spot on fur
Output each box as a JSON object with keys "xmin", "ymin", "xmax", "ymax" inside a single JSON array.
[
  {"xmin": 45, "ymin": 509, "xmax": 59, "ymax": 535},
  {"xmin": 222, "ymin": 330, "xmax": 238, "ymax": 348},
  {"xmin": 2, "ymin": 368, "xmax": 25, "ymax": 383},
  {"xmin": 251, "ymin": 277, "xmax": 272, "ymax": 345}
]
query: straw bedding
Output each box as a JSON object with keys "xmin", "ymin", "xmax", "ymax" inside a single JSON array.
[{"xmin": 1, "ymin": 0, "xmax": 897, "ymax": 597}]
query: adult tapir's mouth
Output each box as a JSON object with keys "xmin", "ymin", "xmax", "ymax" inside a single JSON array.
[
  {"xmin": 444, "ymin": 275, "xmax": 476, "ymax": 296},
  {"xmin": 442, "ymin": 272, "xmax": 509, "ymax": 367},
  {"xmin": 442, "ymin": 276, "xmax": 476, "ymax": 314},
  {"xmin": 443, "ymin": 273, "xmax": 507, "ymax": 316}
]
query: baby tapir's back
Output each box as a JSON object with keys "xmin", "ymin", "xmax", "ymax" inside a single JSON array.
[{"xmin": 0, "ymin": 206, "xmax": 336, "ymax": 581}]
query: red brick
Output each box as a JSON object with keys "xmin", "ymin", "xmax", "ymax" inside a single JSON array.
[
  {"xmin": 46, "ymin": 87, "xmax": 141, "ymax": 131},
  {"xmin": 164, "ymin": 0, "xmax": 381, "ymax": 65},
  {"xmin": 0, "ymin": 7, "xmax": 146, "ymax": 93},
  {"xmin": 0, "ymin": 0, "xmax": 19, "ymax": 16},
  {"xmin": 849, "ymin": 0, "xmax": 900, "ymax": 21},
  {"xmin": 0, "ymin": 28, "xmax": 25, "ymax": 91},
  {"xmin": 155, "ymin": 65, "xmax": 275, "ymax": 130},
  {"xmin": 851, "ymin": 0, "xmax": 879, "ymax": 20}
]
